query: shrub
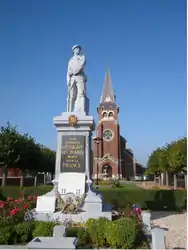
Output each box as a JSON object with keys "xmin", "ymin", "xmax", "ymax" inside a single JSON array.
[
  {"xmin": 0, "ymin": 216, "xmax": 15, "ymax": 228},
  {"xmin": 96, "ymin": 180, "xmax": 114, "ymax": 186},
  {"xmin": 0, "ymin": 190, "xmax": 6, "ymax": 201},
  {"xmin": 65, "ymin": 226, "xmax": 91, "ymax": 248},
  {"xmin": 0, "ymin": 186, "xmax": 52, "ymax": 200},
  {"xmin": 76, "ymin": 228, "xmax": 91, "ymax": 248},
  {"xmin": 102, "ymin": 188, "xmax": 187, "ymax": 211},
  {"xmin": 32, "ymin": 221, "xmax": 57, "ymax": 237},
  {"xmin": 15, "ymin": 221, "xmax": 35, "ymax": 243},
  {"xmin": 112, "ymin": 180, "xmax": 121, "ymax": 188},
  {"xmin": 105, "ymin": 217, "xmax": 139, "ymax": 249},
  {"xmin": 0, "ymin": 226, "xmax": 16, "ymax": 244},
  {"xmin": 86, "ymin": 217, "xmax": 109, "ymax": 248},
  {"xmin": 65, "ymin": 227, "xmax": 79, "ymax": 237}
]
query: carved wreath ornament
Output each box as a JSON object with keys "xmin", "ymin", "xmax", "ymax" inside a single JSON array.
[
  {"xmin": 55, "ymin": 189, "xmax": 85, "ymax": 214},
  {"xmin": 68, "ymin": 115, "xmax": 78, "ymax": 126}
]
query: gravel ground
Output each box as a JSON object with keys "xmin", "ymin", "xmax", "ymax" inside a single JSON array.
[{"xmin": 151, "ymin": 211, "xmax": 187, "ymax": 249}]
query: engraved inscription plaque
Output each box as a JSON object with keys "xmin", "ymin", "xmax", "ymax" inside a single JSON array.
[{"xmin": 61, "ymin": 135, "xmax": 85, "ymax": 173}]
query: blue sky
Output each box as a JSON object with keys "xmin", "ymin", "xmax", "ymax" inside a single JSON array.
[{"xmin": 0, "ymin": 0, "xmax": 186, "ymax": 166}]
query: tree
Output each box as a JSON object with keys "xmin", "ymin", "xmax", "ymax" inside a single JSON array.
[
  {"xmin": 15, "ymin": 133, "xmax": 42, "ymax": 186},
  {"xmin": 167, "ymin": 137, "xmax": 187, "ymax": 173},
  {"xmin": 145, "ymin": 137, "xmax": 187, "ymax": 188},
  {"xmin": 0, "ymin": 122, "xmax": 56, "ymax": 186},
  {"xmin": 0, "ymin": 122, "xmax": 21, "ymax": 186},
  {"xmin": 39, "ymin": 146, "xmax": 55, "ymax": 174},
  {"xmin": 145, "ymin": 147, "xmax": 162, "ymax": 175}
]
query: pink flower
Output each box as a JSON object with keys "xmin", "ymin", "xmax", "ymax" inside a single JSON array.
[
  {"xmin": 27, "ymin": 196, "xmax": 32, "ymax": 201},
  {"xmin": 135, "ymin": 207, "xmax": 142, "ymax": 213},
  {"xmin": 9, "ymin": 208, "xmax": 19, "ymax": 216},
  {"xmin": 0, "ymin": 201, "xmax": 5, "ymax": 208},
  {"xmin": 7, "ymin": 197, "xmax": 13, "ymax": 202},
  {"xmin": 34, "ymin": 196, "xmax": 37, "ymax": 200}
]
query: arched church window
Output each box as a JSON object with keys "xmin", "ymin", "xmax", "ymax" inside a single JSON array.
[
  {"xmin": 108, "ymin": 112, "xmax": 114, "ymax": 119},
  {"xmin": 103, "ymin": 112, "xmax": 108, "ymax": 118}
]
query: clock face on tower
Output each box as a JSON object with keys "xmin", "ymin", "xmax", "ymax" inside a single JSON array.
[{"xmin": 103, "ymin": 129, "xmax": 114, "ymax": 141}]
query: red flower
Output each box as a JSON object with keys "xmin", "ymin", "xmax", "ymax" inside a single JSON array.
[
  {"xmin": 34, "ymin": 196, "xmax": 37, "ymax": 200},
  {"xmin": 14, "ymin": 200, "xmax": 19, "ymax": 204},
  {"xmin": 7, "ymin": 197, "xmax": 13, "ymax": 202},
  {"xmin": 23, "ymin": 204, "xmax": 29, "ymax": 209},
  {"xmin": 0, "ymin": 201, "xmax": 5, "ymax": 208},
  {"xmin": 9, "ymin": 208, "xmax": 19, "ymax": 216},
  {"xmin": 27, "ymin": 196, "xmax": 32, "ymax": 201}
]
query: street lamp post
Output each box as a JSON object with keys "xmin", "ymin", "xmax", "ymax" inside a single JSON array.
[{"xmin": 93, "ymin": 136, "xmax": 102, "ymax": 189}]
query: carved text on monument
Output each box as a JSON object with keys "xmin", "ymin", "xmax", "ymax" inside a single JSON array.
[{"xmin": 61, "ymin": 135, "xmax": 85, "ymax": 173}]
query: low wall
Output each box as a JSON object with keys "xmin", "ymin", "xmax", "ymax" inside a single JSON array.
[{"xmin": 0, "ymin": 177, "xmax": 35, "ymax": 186}]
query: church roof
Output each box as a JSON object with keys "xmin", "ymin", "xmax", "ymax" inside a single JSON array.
[{"xmin": 100, "ymin": 69, "xmax": 116, "ymax": 103}]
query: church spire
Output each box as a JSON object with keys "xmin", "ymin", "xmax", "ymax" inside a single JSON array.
[{"xmin": 100, "ymin": 68, "xmax": 115, "ymax": 103}]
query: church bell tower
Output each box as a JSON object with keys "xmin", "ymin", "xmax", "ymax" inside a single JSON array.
[{"xmin": 92, "ymin": 69, "xmax": 121, "ymax": 179}]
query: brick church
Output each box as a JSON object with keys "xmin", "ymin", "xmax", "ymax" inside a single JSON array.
[{"xmin": 92, "ymin": 69, "xmax": 144, "ymax": 180}]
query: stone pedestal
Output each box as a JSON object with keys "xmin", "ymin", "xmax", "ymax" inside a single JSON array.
[
  {"xmin": 36, "ymin": 112, "xmax": 94, "ymax": 213},
  {"xmin": 32, "ymin": 112, "xmax": 112, "ymax": 222}
]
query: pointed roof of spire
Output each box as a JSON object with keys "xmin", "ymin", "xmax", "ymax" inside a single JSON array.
[{"xmin": 100, "ymin": 68, "xmax": 115, "ymax": 103}]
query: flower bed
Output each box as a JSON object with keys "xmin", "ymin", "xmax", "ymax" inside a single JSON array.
[
  {"xmin": 65, "ymin": 214, "xmax": 149, "ymax": 249},
  {"xmin": 0, "ymin": 195, "xmax": 149, "ymax": 248}
]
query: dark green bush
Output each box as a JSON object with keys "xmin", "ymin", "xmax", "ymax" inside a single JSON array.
[
  {"xmin": 32, "ymin": 221, "xmax": 57, "ymax": 237},
  {"xmin": 15, "ymin": 221, "xmax": 35, "ymax": 244},
  {"xmin": 0, "ymin": 186, "xmax": 52, "ymax": 199},
  {"xmin": 0, "ymin": 216, "xmax": 15, "ymax": 228},
  {"xmin": 0, "ymin": 190, "xmax": 6, "ymax": 201},
  {"xmin": 102, "ymin": 189, "xmax": 187, "ymax": 211},
  {"xmin": 0, "ymin": 226, "xmax": 16, "ymax": 244},
  {"xmin": 65, "ymin": 227, "xmax": 80, "ymax": 237}
]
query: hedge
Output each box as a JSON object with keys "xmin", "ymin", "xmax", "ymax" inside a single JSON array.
[{"xmin": 0, "ymin": 186, "xmax": 186, "ymax": 211}]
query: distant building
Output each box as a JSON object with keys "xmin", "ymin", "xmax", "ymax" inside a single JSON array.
[{"xmin": 92, "ymin": 69, "xmax": 144, "ymax": 179}]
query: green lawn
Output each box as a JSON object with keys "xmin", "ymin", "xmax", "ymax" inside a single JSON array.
[{"xmin": 97, "ymin": 183, "xmax": 143, "ymax": 191}]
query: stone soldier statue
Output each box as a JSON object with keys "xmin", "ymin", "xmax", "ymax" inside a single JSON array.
[{"xmin": 67, "ymin": 45, "xmax": 87, "ymax": 113}]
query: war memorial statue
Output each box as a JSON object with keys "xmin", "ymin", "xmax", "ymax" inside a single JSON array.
[
  {"xmin": 67, "ymin": 45, "xmax": 87, "ymax": 113},
  {"xmin": 29, "ymin": 45, "xmax": 110, "ymax": 228}
]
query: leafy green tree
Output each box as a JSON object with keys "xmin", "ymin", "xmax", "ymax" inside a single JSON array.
[
  {"xmin": 39, "ymin": 146, "xmax": 55, "ymax": 174},
  {"xmin": 145, "ymin": 137, "xmax": 187, "ymax": 188},
  {"xmin": 167, "ymin": 137, "xmax": 187, "ymax": 173},
  {"xmin": 145, "ymin": 147, "xmax": 162, "ymax": 175},
  {"xmin": 0, "ymin": 122, "xmax": 21, "ymax": 186},
  {"xmin": 16, "ymin": 134, "xmax": 42, "ymax": 186}
]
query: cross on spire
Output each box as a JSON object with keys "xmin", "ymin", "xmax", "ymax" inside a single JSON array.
[{"xmin": 100, "ymin": 68, "xmax": 115, "ymax": 103}]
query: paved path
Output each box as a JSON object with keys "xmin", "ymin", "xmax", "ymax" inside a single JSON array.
[{"xmin": 151, "ymin": 211, "xmax": 187, "ymax": 249}]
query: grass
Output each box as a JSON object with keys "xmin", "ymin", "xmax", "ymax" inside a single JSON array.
[{"xmin": 98, "ymin": 183, "xmax": 144, "ymax": 191}]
